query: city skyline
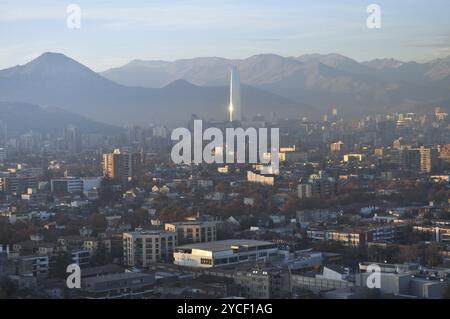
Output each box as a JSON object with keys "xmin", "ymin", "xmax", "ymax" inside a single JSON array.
[{"xmin": 1, "ymin": 1, "xmax": 450, "ymax": 303}]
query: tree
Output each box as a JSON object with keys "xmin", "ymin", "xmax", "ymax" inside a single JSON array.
[
  {"xmin": 88, "ymin": 212, "xmax": 107, "ymax": 233},
  {"xmin": 0, "ymin": 277, "xmax": 18, "ymax": 299},
  {"xmin": 90, "ymin": 243, "xmax": 111, "ymax": 266},
  {"xmin": 50, "ymin": 252, "xmax": 73, "ymax": 279}
]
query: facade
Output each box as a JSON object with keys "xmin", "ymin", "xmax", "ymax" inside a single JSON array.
[
  {"xmin": 391, "ymin": 146, "xmax": 438, "ymax": 173},
  {"xmin": 247, "ymin": 171, "xmax": 275, "ymax": 186},
  {"xmin": 82, "ymin": 272, "xmax": 155, "ymax": 298},
  {"xmin": 291, "ymin": 274, "xmax": 353, "ymax": 294},
  {"xmin": 414, "ymin": 225, "xmax": 450, "ymax": 243},
  {"xmin": 64, "ymin": 125, "xmax": 82, "ymax": 153},
  {"xmin": 164, "ymin": 221, "xmax": 217, "ymax": 244},
  {"xmin": 356, "ymin": 271, "xmax": 447, "ymax": 298},
  {"xmin": 70, "ymin": 250, "xmax": 91, "ymax": 268},
  {"xmin": 0, "ymin": 172, "xmax": 38, "ymax": 194},
  {"xmin": 343, "ymin": 153, "xmax": 364, "ymax": 163},
  {"xmin": 307, "ymin": 224, "xmax": 407, "ymax": 247},
  {"xmin": 298, "ymin": 176, "xmax": 337, "ymax": 199},
  {"xmin": 234, "ymin": 266, "xmax": 288, "ymax": 299},
  {"xmin": 103, "ymin": 149, "xmax": 142, "ymax": 181},
  {"xmin": 173, "ymin": 239, "xmax": 279, "ymax": 268},
  {"xmin": 123, "ymin": 230, "xmax": 178, "ymax": 267},
  {"xmin": 51, "ymin": 177, "xmax": 83, "ymax": 194},
  {"xmin": 229, "ymin": 66, "xmax": 242, "ymax": 122},
  {"xmin": 57, "ymin": 236, "xmax": 111, "ymax": 256},
  {"xmin": 19, "ymin": 255, "xmax": 50, "ymax": 277},
  {"xmin": 419, "ymin": 146, "xmax": 438, "ymax": 173}
]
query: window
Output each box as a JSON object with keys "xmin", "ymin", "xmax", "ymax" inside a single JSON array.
[
  {"xmin": 214, "ymin": 258, "xmax": 228, "ymax": 265},
  {"xmin": 200, "ymin": 258, "xmax": 212, "ymax": 265},
  {"xmin": 229, "ymin": 257, "xmax": 238, "ymax": 263}
]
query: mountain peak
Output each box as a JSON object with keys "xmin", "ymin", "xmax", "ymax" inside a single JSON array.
[
  {"xmin": 164, "ymin": 78, "xmax": 196, "ymax": 89},
  {"xmin": 5, "ymin": 51, "xmax": 104, "ymax": 81},
  {"xmin": 28, "ymin": 52, "xmax": 83, "ymax": 68}
]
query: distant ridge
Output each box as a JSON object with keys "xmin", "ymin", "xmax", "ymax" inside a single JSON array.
[
  {"xmin": 101, "ymin": 53, "xmax": 450, "ymax": 116},
  {"xmin": 0, "ymin": 53, "xmax": 307, "ymax": 126}
]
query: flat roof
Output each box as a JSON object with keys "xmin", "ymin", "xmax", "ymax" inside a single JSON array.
[
  {"xmin": 124, "ymin": 230, "xmax": 175, "ymax": 236},
  {"xmin": 175, "ymin": 239, "xmax": 275, "ymax": 252},
  {"xmin": 83, "ymin": 272, "xmax": 154, "ymax": 285}
]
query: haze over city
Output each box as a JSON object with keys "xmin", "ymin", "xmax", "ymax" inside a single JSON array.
[{"xmin": 1, "ymin": 0, "xmax": 450, "ymax": 306}]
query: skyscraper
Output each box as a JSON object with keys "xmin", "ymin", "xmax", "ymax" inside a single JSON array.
[
  {"xmin": 64, "ymin": 125, "xmax": 82, "ymax": 153},
  {"xmin": 229, "ymin": 66, "xmax": 242, "ymax": 122},
  {"xmin": 103, "ymin": 148, "xmax": 142, "ymax": 182}
]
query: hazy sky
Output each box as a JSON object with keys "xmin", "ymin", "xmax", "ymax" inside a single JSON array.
[{"xmin": 0, "ymin": 0, "xmax": 449, "ymax": 71}]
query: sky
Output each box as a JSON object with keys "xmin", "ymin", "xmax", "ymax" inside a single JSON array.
[{"xmin": 0, "ymin": 0, "xmax": 449, "ymax": 71}]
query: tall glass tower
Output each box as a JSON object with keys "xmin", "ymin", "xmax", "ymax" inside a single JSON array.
[{"xmin": 228, "ymin": 66, "xmax": 242, "ymax": 122}]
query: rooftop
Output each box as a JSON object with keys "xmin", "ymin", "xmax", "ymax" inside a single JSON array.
[
  {"xmin": 175, "ymin": 239, "xmax": 276, "ymax": 252},
  {"xmin": 83, "ymin": 272, "xmax": 154, "ymax": 285}
]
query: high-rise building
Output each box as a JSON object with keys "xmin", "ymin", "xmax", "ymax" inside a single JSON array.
[
  {"xmin": 102, "ymin": 149, "xmax": 142, "ymax": 182},
  {"xmin": 64, "ymin": 125, "xmax": 82, "ymax": 153},
  {"xmin": 440, "ymin": 144, "xmax": 450, "ymax": 163},
  {"xmin": 0, "ymin": 121, "xmax": 7, "ymax": 146},
  {"xmin": 126, "ymin": 125, "xmax": 144, "ymax": 145},
  {"xmin": 419, "ymin": 146, "xmax": 438, "ymax": 174},
  {"xmin": 0, "ymin": 148, "xmax": 6, "ymax": 162},
  {"xmin": 391, "ymin": 146, "xmax": 438, "ymax": 174},
  {"xmin": 228, "ymin": 66, "xmax": 242, "ymax": 122}
]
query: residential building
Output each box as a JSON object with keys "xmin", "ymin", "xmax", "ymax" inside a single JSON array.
[
  {"xmin": 123, "ymin": 230, "xmax": 177, "ymax": 267},
  {"xmin": 165, "ymin": 221, "xmax": 217, "ymax": 244},
  {"xmin": 103, "ymin": 148, "xmax": 142, "ymax": 181}
]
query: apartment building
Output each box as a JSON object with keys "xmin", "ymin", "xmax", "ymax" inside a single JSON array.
[
  {"xmin": 123, "ymin": 230, "xmax": 177, "ymax": 267},
  {"xmin": 164, "ymin": 221, "xmax": 217, "ymax": 244}
]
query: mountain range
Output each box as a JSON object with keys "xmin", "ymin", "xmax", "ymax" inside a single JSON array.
[
  {"xmin": 0, "ymin": 101, "xmax": 120, "ymax": 136},
  {"xmin": 0, "ymin": 52, "xmax": 449, "ymax": 131},
  {"xmin": 0, "ymin": 53, "xmax": 306, "ymax": 127},
  {"xmin": 102, "ymin": 53, "xmax": 450, "ymax": 117}
]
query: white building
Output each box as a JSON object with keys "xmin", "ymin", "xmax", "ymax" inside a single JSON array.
[{"xmin": 173, "ymin": 239, "xmax": 278, "ymax": 268}]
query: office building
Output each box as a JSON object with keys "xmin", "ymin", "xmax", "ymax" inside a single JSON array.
[
  {"xmin": 64, "ymin": 125, "xmax": 82, "ymax": 153},
  {"xmin": 51, "ymin": 177, "xmax": 83, "ymax": 194},
  {"xmin": 228, "ymin": 66, "xmax": 242, "ymax": 122},
  {"xmin": 173, "ymin": 239, "xmax": 279, "ymax": 268}
]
